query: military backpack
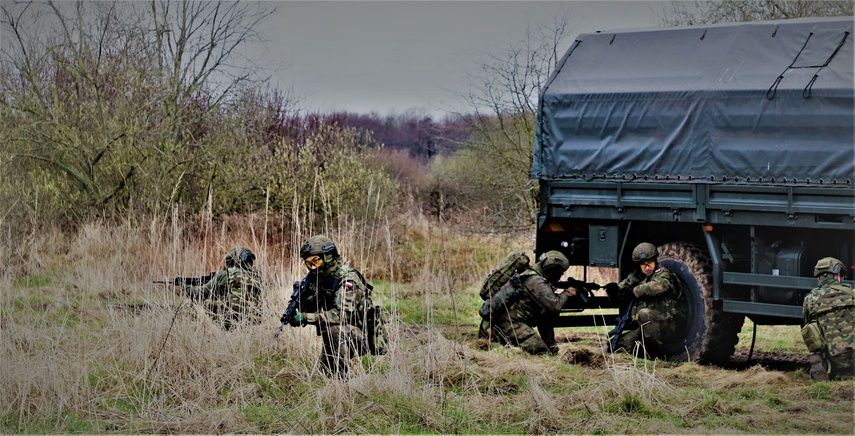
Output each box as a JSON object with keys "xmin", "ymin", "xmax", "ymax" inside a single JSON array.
[
  {"xmin": 353, "ymin": 270, "xmax": 388, "ymax": 356},
  {"xmin": 365, "ymin": 303, "xmax": 389, "ymax": 355},
  {"xmin": 479, "ymin": 251, "xmax": 530, "ymax": 300}
]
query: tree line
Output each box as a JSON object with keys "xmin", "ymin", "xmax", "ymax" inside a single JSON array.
[{"xmin": 2, "ymin": 0, "xmax": 850, "ymax": 246}]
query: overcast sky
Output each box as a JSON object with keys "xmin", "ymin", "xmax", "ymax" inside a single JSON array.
[{"xmin": 251, "ymin": 1, "xmax": 668, "ymax": 117}]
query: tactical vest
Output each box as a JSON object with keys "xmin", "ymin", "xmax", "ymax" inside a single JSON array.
[
  {"xmin": 308, "ymin": 264, "xmax": 388, "ymax": 355},
  {"xmin": 632, "ymin": 267, "xmax": 684, "ymax": 323},
  {"xmin": 224, "ymin": 267, "xmax": 263, "ymax": 316},
  {"xmin": 810, "ymin": 282, "xmax": 855, "ymax": 358}
]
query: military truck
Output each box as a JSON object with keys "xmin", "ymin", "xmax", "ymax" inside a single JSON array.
[{"xmin": 532, "ymin": 17, "xmax": 854, "ymax": 364}]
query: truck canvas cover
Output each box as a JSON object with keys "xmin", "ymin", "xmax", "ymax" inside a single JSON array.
[{"xmin": 533, "ymin": 17, "xmax": 854, "ymax": 185}]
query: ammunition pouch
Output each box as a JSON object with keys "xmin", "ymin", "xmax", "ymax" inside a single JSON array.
[{"xmin": 801, "ymin": 322, "xmax": 825, "ymax": 353}]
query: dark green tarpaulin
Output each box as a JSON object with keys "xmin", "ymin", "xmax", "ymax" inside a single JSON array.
[{"xmin": 533, "ymin": 17, "xmax": 854, "ymax": 185}]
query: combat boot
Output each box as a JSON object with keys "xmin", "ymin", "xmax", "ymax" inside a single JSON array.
[{"xmin": 808, "ymin": 353, "xmax": 829, "ymax": 381}]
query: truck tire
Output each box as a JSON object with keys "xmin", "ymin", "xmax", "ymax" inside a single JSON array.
[{"xmin": 656, "ymin": 242, "xmax": 743, "ymax": 365}]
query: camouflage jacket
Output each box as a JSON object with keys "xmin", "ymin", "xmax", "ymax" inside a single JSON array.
[
  {"xmin": 803, "ymin": 277, "xmax": 855, "ymax": 358},
  {"xmin": 505, "ymin": 267, "xmax": 571, "ymax": 325},
  {"xmin": 302, "ymin": 262, "xmax": 371, "ymax": 329},
  {"xmin": 185, "ymin": 266, "xmax": 263, "ymax": 323},
  {"xmin": 618, "ymin": 266, "xmax": 683, "ymax": 321}
]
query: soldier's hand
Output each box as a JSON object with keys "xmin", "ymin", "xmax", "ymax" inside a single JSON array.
[
  {"xmin": 289, "ymin": 312, "xmax": 305, "ymax": 327},
  {"xmin": 561, "ymin": 287, "xmax": 578, "ymax": 297}
]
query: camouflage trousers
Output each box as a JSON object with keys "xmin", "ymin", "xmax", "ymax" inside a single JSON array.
[
  {"xmin": 482, "ymin": 318, "xmax": 553, "ymax": 355},
  {"xmin": 318, "ymin": 323, "xmax": 364, "ymax": 378},
  {"xmin": 615, "ymin": 307, "xmax": 677, "ymax": 353},
  {"xmin": 203, "ymin": 300, "xmax": 261, "ymax": 331}
]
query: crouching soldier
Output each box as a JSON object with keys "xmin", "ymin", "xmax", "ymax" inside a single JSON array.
[
  {"xmin": 604, "ymin": 242, "xmax": 685, "ymax": 356},
  {"xmin": 479, "ymin": 250, "xmax": 576, "ymax": 355},
  {"xmin": 184, "ymin": 246, "xmax": 263, "ymax": 330}
]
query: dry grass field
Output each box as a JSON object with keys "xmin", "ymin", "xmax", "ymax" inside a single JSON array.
[{"xmin": 2, "ymin": 214, "xmax": 853, "ymax": 434}]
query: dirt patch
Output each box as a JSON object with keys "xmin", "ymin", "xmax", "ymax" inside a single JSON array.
[
  {"xmin": 555, "ymin": 330, "xmax": 602, "ymax": 344},
  {"xmin": 727, "ymin": 349, "xmax": 809, "ymax": 373},
  {"xmin": 705, "ymin": 363, "xmax": 793, "ymax": 389},
  {"xmin": 830, "ymin": 383, "xmax": 855, "ymax": 401},
  {"xmin": 559, "ymin": 347, "xmax": 605, "ymax": 367}
]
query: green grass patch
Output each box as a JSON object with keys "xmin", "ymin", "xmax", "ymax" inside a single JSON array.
[{"xmin": 12, "ymin": 273, "xmax": 52, "ymax": 288}]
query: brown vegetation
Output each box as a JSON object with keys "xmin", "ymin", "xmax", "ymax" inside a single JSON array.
[{"xmin": 2, "ymin": 216, "xmax": 853, "ymax": 434}]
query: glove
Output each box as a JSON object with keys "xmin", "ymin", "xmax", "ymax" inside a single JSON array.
[
  {"xmin": 604, "ymin": 283, "xmax": 621, "ymax": 299},
  {"xmin": 289, "ymin": 312, "xmax": 305, "ymax": 327}
]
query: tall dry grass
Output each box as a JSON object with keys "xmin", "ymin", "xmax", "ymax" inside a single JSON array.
[{"xmin": 2, "ymin": 206, "xmax": 853, "ymax": 433}]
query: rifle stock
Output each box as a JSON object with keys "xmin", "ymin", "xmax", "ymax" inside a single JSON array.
[{"xmin": 153, "ymin": 271, "xmax": 217, "ymax": 287}]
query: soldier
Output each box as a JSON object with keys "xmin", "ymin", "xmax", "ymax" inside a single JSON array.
[
  {"xmin": 480, "ymin": 250, "xmax": 576, "ymax": 355},
  {"xmin": 184, "ymin": 246, "xmax": 263, "ymax": 330},
  {"xmin": 605, "ymin": 242, "xmax": 684, "ymax": 355},
  {"xmin": 801, "ymin": 257, "xmax": 855, "ymax": 381},
  {"xmin": 288, "ymin": 235, "xmax": 382, "ymax": 378}
]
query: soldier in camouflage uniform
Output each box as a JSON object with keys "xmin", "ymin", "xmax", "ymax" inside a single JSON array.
[
  {"xmin": 481, "ymin": 251, "xmax": 576, "ymax": 355},
  {"xmin": 606, "ymin": 242, "xmax": 684, "ymax": 355},
  {"xmin": 289, "ymin": 235, "xmax": 382, "ymax": 378},
  {"xmin": 184, "ymin": 246, "xmax": 263, "ymax": 330},
  {"xmin": 802, "ymin": 257, "xmax": 854, "ymax": 381}
]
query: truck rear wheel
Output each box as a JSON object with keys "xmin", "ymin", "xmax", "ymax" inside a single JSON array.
[{"xmin": 656, "ymin": 242, "xmax": 743, "ymax": 364}]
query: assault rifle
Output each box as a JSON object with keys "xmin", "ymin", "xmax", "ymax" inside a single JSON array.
[
  {"xmin": 608, "ymin": 299, "xmax": 636, "ymax": 352},
  {"xmin": 153, "ymin": 271, "xmax": 217, "ymax": 287},
  {"xmin": 274, "ymin": 276, "xmax": 310, "ymax": 339},
  {"xmin": 554, "ymin": 278, "xmax": 603, "ymax": 303}
]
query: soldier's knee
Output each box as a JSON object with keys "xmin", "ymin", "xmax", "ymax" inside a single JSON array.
[
  {"xmin": 478, "ymin": 320, "xmax": 490, "ymax": 339},
  {"xmin": 637, "ymin": 308, "xmax": 653, "ymax": 324}
]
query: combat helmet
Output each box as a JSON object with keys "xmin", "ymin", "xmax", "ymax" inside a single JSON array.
[
  {"xmin": 814, "ymin": 257, "xmax": 846, "ymax": 277},
  {"xmin": 538, "ymin": 250, "xmax": 570, "ymax": 282},
  {"xmin": 631, "ymin": 242, "xmax": 658, "ymax": 263},
  {"xmin": 225, "ymin": 246, "xmax": 255, "ymax": 268},
  {"xmin": 300, "ymin": 235, "xmax": 338, "ymax": 258},
  {"xmin": 300, "ymin": 235, "xmax": 341, "ymax": 273}
]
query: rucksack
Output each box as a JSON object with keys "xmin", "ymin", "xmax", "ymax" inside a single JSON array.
[
  {"xmin": 479, "ymin": 251, "xmax": 530, "ymax": 300},
  {"xmin": 365, "ymin": 303, "xmax": 388, "ymax": 355},
  {"xmin": 353, "ymin": 269, "xmax": 388, "ymax": 356},
  {"xmin": 479, "ymin": 275, "xmax": 526, "ymax": 320}
]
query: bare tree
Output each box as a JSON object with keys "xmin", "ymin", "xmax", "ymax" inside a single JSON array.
[
  {"xmin": 0, "ymin": 0, "xmax": 276, "ymax": 225},
  {"xmin": 443, "ymin": 4, "xmax": 575, "ymax": 228},
  {"xmin": 1, "ymin": 1, "xmax": 160, "ymax": 215},
  {"xmin": 659, "ymin": 0, "xmax": 853, "ymax": 26},
  {"xmin": 148, "ymin": 0, "xmax": 273, "ymax": 145}
]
